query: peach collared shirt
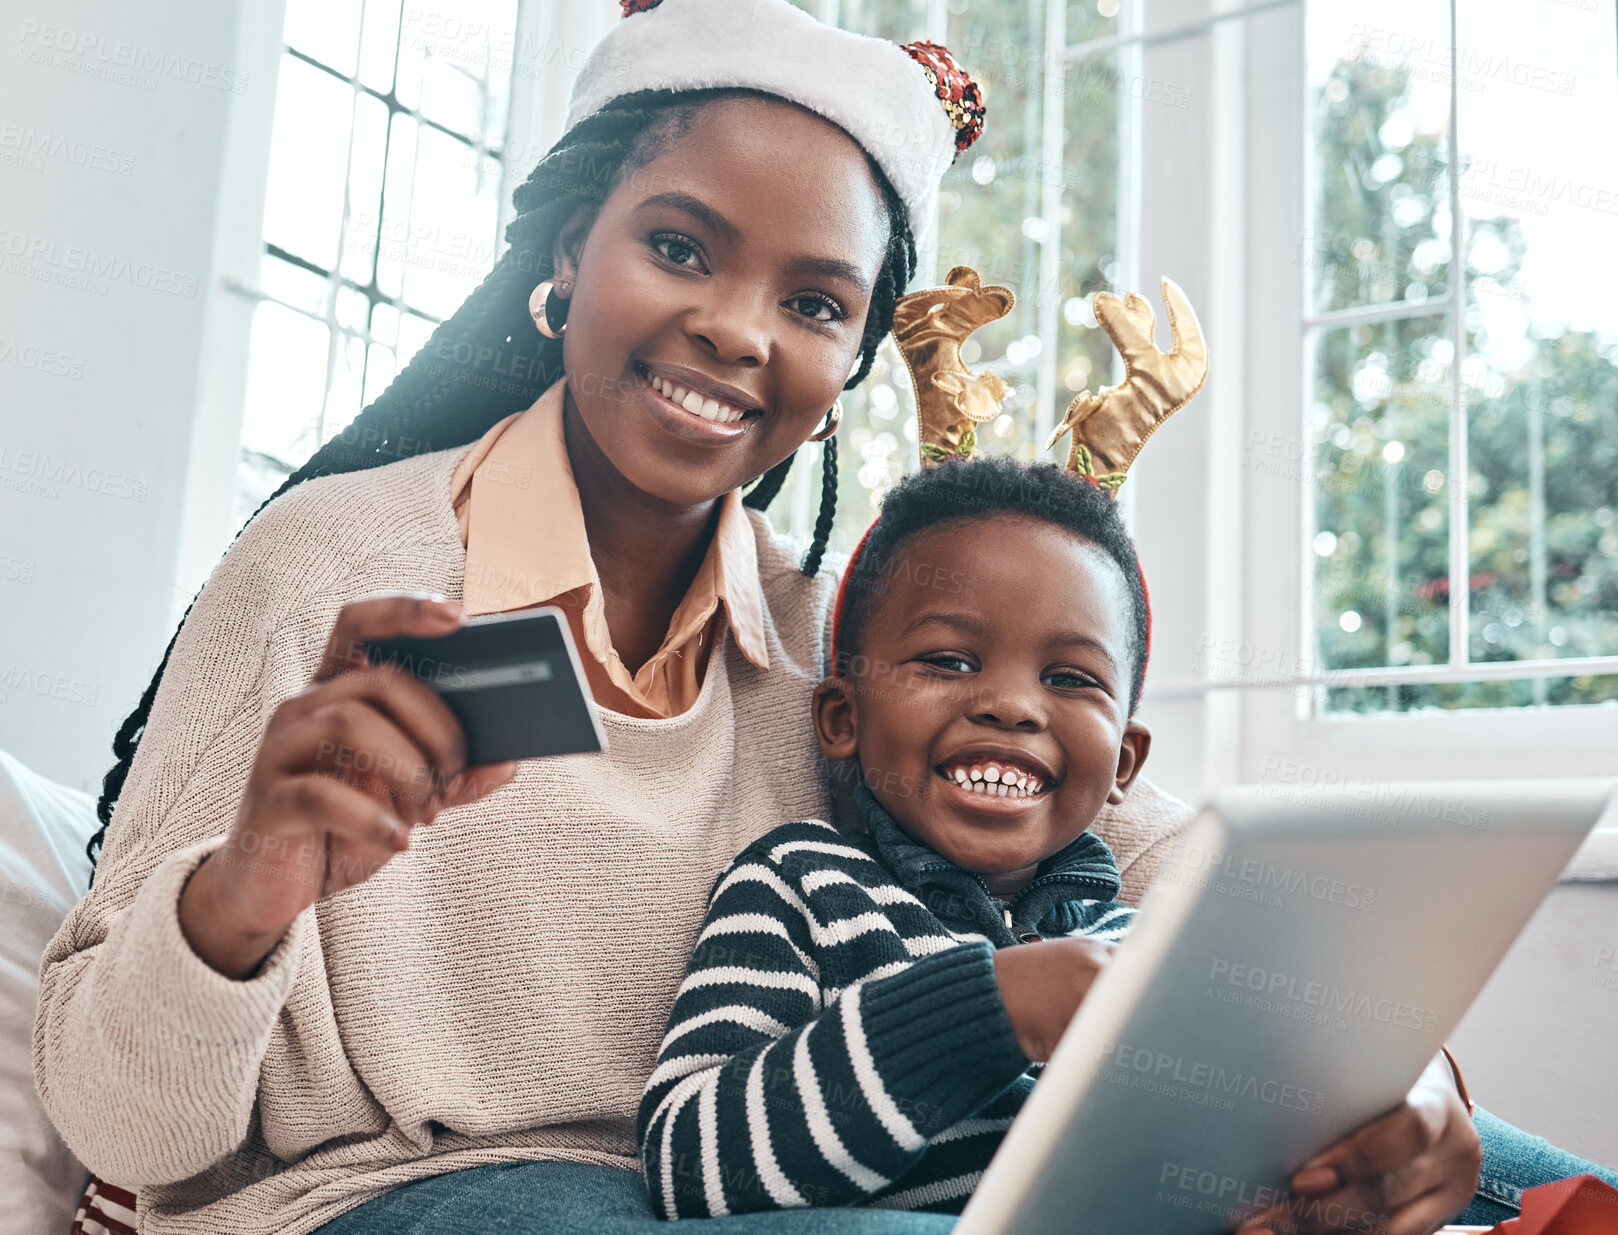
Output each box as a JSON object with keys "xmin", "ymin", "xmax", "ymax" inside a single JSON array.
[{"xmin": 447, "ymin": 380, "xmax": 770, "ymax": 720}]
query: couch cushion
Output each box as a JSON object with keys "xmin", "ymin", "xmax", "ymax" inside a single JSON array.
[
  {"xmin": 0, "ymin": 749, "xmax": 97, "ymax": 1232},
  {"xmin": 1091, "ymin": 776, "xmax": 1199, "ymax": 907}
]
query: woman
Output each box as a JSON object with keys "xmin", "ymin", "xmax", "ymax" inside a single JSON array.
[{"xmin": 33, "ymin": 2, "xmax": 1607, "ymax": 1233}]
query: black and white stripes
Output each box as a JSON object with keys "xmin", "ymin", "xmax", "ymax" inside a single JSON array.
[{"xmin": 637, "ymin": 817, "xmax": 1136, "ymax": 1218}]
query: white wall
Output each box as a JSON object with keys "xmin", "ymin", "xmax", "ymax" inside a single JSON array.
[
  {"xmin": 1450, "ymin": 878, "xmax": 1618, "ymax": 1168},
  {"xmin": 0, "ymin": 0, "xmax": 250, "ymax": 792}
]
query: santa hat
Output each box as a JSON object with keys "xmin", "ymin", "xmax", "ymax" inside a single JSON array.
[{"xmin": 565, "ymin": 0, "xmax": 985, "ymax": 247}]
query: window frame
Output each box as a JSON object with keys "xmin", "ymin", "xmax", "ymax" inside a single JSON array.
[
  {"xmin": 176, "ymin": 0, "xmax": 558, "ymax": 619},
  {"xmin": 1228, "ymin": 0, "xmax": 1618, "ymax": 788}
]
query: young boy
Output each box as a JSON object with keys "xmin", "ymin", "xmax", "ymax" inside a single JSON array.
[{"xmin": 637, "ymin": 454, "xmax": 1153, "ymax": 1218}]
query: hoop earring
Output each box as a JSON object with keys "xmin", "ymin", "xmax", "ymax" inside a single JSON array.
[
  {"xmin": 530, "ymin": 279, "xmax": 571, "ymax": 339},
  {"xmin": 807, "ymin": 399, "xmax": 843, "ymax": 442}
]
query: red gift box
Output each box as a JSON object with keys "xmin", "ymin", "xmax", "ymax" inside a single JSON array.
[{"xmin": 1479, "ymin": 1174, "xmax": 1618, "ymax": 1233}]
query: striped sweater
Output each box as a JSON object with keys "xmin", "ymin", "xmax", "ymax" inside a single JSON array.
[{"xmin": 637, "ymin": 778, "xmax": 1137, "ymax": 1218}]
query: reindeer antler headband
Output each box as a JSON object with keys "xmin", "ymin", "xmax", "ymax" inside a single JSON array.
[
  {"xmin": 827, "ymin": 269, "xmax": 1209, "ymax": 690},
  {"xmin": 897, "ymin": 267, "xmax": 1209, "ymax": 487}
]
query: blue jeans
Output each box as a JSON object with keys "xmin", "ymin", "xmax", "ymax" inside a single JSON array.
[
  {"xmin": 312, "ymin": 1159, "xmax": 954, "ymax": 1233},
  {"xmin": 314, "ymin": 1108, "xmax": 1615, "ymax": 1233},
  {"xmin": 1453, "ymin": 1106, "xmax": 1618, "ymax": 1227}
]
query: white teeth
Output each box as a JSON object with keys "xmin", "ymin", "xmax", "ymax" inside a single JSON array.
[
  {"xmin": 651, "ymin": 374, "xmax": 745, "ymax": 424},
  {"xmin": 943, "ymin": 760, "xmax": 1046, "ymax": 797}
]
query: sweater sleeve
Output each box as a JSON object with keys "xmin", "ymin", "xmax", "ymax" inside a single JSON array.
[
  {"xmin": 636, "ymin": 849, "xmax": 1029, "ymax": 1219},
  {"xmin": 32, "ymin": 501, "xmax": 325, "ymax": 1187}
]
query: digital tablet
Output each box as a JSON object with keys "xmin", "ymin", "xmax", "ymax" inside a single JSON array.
[
  {"xmin": 956, "ymin": 778, "xmax": 1616, "ymax": 1235},
  {"xmin": 363, "ymin": 606, "xmax": 608, "ymax": 766}
]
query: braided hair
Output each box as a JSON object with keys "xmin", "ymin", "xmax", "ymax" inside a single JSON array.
[{"xmin": 85, "ymin": 86, "xmax": 917, "ymax": 882}]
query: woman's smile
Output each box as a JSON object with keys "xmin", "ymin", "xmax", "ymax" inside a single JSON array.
[{"xmin": 631, "ymin": 360, "xmax": 764, "ymax": 446}]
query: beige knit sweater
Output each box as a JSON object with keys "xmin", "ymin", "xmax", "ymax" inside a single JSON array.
[{"xmin": 33, "ymin": 443, "xmax": 1195, "ymax": 1234}]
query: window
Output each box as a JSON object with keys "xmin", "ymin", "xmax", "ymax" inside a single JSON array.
[
  {"xmin": 213, "ymin": 0, "xmax": 1616, "ymax": 786},
  {"xmin": 232, "ymin": 0, "xmax": 519, "ymax": 527},
  {"xmin": 771, "ymin": 0, "xmax": 1127, "ymax": 559},
  {"xmin": 1303, "ymin": 0, "xmax": 1618, "ymax": 713}
]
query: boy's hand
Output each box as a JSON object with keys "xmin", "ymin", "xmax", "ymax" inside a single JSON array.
[
  {"xmin": 1234, "ymin": 1052, "xmax": 1481, "ymax": 1235},
  {"xmin": 992, "ymin": 937, "xmax": 1117, "ymax": 1063}
]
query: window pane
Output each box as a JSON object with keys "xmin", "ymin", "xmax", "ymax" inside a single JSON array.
[
  {"xmin": 375, "ymin": 112, "xmax": 417, "ymax": 302},
  {"xmin": 262, "ymin": 54, "xmax": 354, "ymax": 270},
  {"xmin": 1305, "ymin": 0, "xmax": 1452, "ymax": 314},
  {"xmin": 812, "ymin": 0, "xmax": 936, "ymax": 557},
  {"xmin": 1325, "ymin": 673, "xmax": 1618, "ymax": 714},
  {"xmin": 837, "ymin": 0, "xmax": 927, "ymax": 42},
  {"xmin": 396, "ymin": 0, "xmax": 519, "ymax": 142},
  {"xmin": 1068, "ymin": 0, "xmax": 1120, "ymax": 44},
  {"xmin": 322, "ymin": 331, "xmax": 370, "ymax": 443},
  {"xmin": 760, "ymin": 0, "xmax": 1120, "ymax": 557},
  {"xmin": 828, "ymin": 342, "xmax": 918, "ymax": 556},
  {"xmin": 933, "ymin": 0, "xmax": 1048, "ymax": 454},
  {"xmin": 396, "ymin": 126, "xmax": 502, "ymax": 318},
  {"xmin": 364, "ymin": 341, "xmax": 398, "ymax": 407},
  {"xmin": 1052, "ymin": 47, "xmax": 1122, "ymax": 460},
  {"xmin": 358, "ymin": 0, "xmax": 403, "ymax": 93},
  {"xmin": 241, "ymin": 301, "xmax": 331, "ymax": 465},
  {"xmin": 1455, "ymin": 0, "xmax": 1618, "ymax": 689},
  {"xmin": 371, "ymin": 300, "xmax": 400, "ymax": 347},
  {"xmin": 1310, "ymin": 315, "xmax": 1453, "ymax": 686},
  {"xmin": 259, "ymin": 253, "xmax": 329, "ymax": 318},
  {"xmin": 284, "ymin": 0, "xmax": 363, "ymax": 76},
  {"xmin": 240, "ymin": 0, "xmax": 514, "ymax": 505},
  {"xmin": 336, "ymin": 286, "xmax": 370, "ymax": 332},
  {"xmin": 399, "ymin": 313, "xmax": 437, "ymax": 368},
  {"xmin": 340, "ymin": 91, "xmax": 391, "ymax": 285}
]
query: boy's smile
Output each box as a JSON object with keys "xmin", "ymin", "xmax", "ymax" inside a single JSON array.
[{"xmin": 814, "ymin": 513, "xmax": 1150, "ymax": 897}]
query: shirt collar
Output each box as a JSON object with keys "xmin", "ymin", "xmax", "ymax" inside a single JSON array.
[
  {"xmin": 455, "ymin": 379, "xmax": 769, "ymax": 672},
  {"xmin": 852, "ymin": 777, "xmax": 1124, "ymax": 941}
]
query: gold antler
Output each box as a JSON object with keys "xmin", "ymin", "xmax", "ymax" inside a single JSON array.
[
  {"xmin": 890, "ymin": 266, "xmax": 1015, "ymax": 464},
  {"xmin": 1043, "ymin": 277, "xmax": 1209, "ymax": 492}
]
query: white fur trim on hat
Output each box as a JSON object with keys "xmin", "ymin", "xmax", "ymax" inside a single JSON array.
[{"xmin": 563, "ymin": 0, "xmax": 963, "ymax": 246}]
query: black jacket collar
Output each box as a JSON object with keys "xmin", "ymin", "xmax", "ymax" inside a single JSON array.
[{"xmin": 852, "ymin": 779, "xmax": 1124, "ymax": 945}]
